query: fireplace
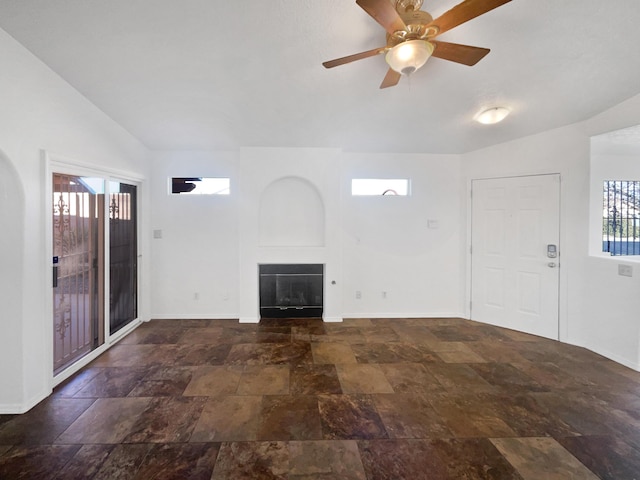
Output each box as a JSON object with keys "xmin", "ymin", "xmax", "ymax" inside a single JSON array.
[{"xmin": 259, "ymin": 264, "xmax": 323, "ymax": 318}]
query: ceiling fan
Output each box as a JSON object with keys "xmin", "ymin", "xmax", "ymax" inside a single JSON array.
[{"xmin": 323, "ymin": 0, "xmax": 512, "ymax": 88}]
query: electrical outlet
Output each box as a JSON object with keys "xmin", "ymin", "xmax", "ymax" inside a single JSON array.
[
  {"xmin": 382, "ymin": 291, "xmax": 387, "ymax": 299},
  {"xmin": 355, "ymin": 291, "xmax": 361, "ymax": 299},
  {"xmin": 194, "ymin": 292, "xmax": 199, "ymax": 300},
  {"xmin": 618, "ymin": 264, "xmax": 633, "ymax": 277}
]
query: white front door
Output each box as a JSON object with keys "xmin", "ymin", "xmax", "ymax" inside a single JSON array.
[{"xmin": 471, "ymin": 174, "xmax": 560, "ymax": 340}]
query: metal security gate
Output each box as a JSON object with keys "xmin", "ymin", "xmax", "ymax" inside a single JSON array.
[
  {"xmin": 52, "ymin": 173, "xmax": 104, "ymax": 374},
  {"xmin": 109, "ymin": 182, "xmax": 138, "ymax": 333},
  {"xmin": 603, "ymin": 180, "xmax": 640, "ymax": 255}
]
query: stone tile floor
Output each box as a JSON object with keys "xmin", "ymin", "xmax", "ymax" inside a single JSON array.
[{"xmin": 2, "ymin": 317, "xmax": 640, "ymax": 479}]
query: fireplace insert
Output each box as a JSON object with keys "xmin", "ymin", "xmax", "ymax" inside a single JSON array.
[{"xmin": 259, "ymin": 264, "xmax": 323, "ymax": 318}]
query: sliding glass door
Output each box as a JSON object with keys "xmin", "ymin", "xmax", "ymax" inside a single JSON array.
[
  {"xmin": 52, "ymin": 171, "xmax": 139, "ymax": 376},
  {"xmin": 109, "ymin": 181, "xmax": 138, "ymax": 334},
  {"xmin": 52, "ymin": 174, "xmax": 105, "ymax": 374}
]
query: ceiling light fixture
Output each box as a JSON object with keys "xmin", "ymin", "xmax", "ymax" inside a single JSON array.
[
  {"xmin": 385, "ymin": 40, "xmax": 434, "ymax": 75},
  {"xmin": 475, "ymin": 107, "xmax": 511, "ymax": 125}
]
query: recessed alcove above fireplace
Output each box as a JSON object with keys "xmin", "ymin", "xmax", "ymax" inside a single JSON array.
[{"xmin": 259, "ymin": 264, "xmax": 323, "ymax": 318}]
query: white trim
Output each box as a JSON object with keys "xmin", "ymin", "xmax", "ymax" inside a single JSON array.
[
  {"xmin": 44, "ymin": 150, "xmax": 144, "ymax": 395},
  {"xmin": 340, "ymin": 312, "xmax": 463, "ymax": 319},
  {"xmin": 151, "ymin": 313, "xmax": 240, "ymax": 320}
]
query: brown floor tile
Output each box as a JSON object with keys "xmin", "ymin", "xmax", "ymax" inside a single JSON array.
[
  {"xmin": 119, "ymin": 326, "xmax": 186, "ymax": 344},
  {"xmin": 374, "ymin": 393, "xmax": 453, "ymax": 439},
  {"xmin": 211, "ymin": 441, "xmax": 288, "ymax": 480},
  {"xmin": 491, "ymin": 437, "xmax": 599, "ymax": 479},
  {"xmin": 289, "ymin": 440, "xmax": 366, "ymax": 479},
  {"xmin": 431, "ymin": 438, "xmax": 524, "ymax": 479},
  {"xmin": 358, "ymin": 439, "xmax": 445, "ymax": 479},
  {"xmin": 557, "ymin": 435, "xmax": 640, "ymax": 480},
  {"xmin": 182, "ymin": 365, "xmax": 243, "ymax": 397},
  {"xmin": 128, "ymin": 366, "xmax": 196, "ymax": 396},
  {"xmin": 132, "ymin": 443, "xmax": 220, "ymax": 480},
  {"xmin": 290, "ymin": 364, "xmax": 343, "ymax": 395},
  {"xmin": 312, "ymin": 343, "xmax": 358, "ymax": 364},
  {"xmin": 0, "ymin": 397, "xmax": 95, "ymax": 445},
  {"xmin": 123, "ymin": 396, "xmax": 207, "ymax": 443},
  {"xmin": 51, "ymin": 444, "xmax": 114, "ymax": 480},
  {"xmin": 425, "ymin": 363, "xmax": 496, "ymax": 394},
  {"xmin": 351, "ymin": 342, "xmax": 439, "ymax": 363},
  {"xmin": 258, "ymin": 395, "xmax": 323, "ymax": 441},
  {"xmin": 390, "ymin": 323, "xmax": 442, "ymax": 344},
  {"xmin": 429, "ymin": 393, "xmax": 517, "ymax": 438},
  {"xmin": 174, "ymin": 343, "xmax": 233, "ymax": 365},
  {"xmin": 177, "ymin": 326, "xmax": 224, "ymax": 344},
  {"xmin": 236, "ymin": 365, "xmax": 290, "ymax": 395},
  {"xmin": 469, "ymin": 363, "xmax": 548, "ymax": 392},
  {"xmin": 66, "ymin": 367, "xmax": 149, "ymax": 398},
  {"xmin": 336, "ymin": 364, "xmax": 395, "ymax": 394},
  {"xmin": 430, "ymin": 341, "xmax": 488, "ymax": 363},
  {"xmin": 190, "ymin": 396, "xmax": 262, "ymax": 442},
  {"xmin": 7, "ymin": 317, "xmax": 637, "ymax": 479},
  {"xmin": 318, "ymin": 394, "xmax": 388, "ymax": 440},
  {"xmin": 89, "ymin": 344, "xmax": 181, "ymax": 367},
  {"xmin": 379, "ymin": 363, "xmax": 444, "ymax": 394},
  {"xmin": 0, "ymin": 444, "xmax": 81, "ymax": 480},
  {"xmin": 55, "ymin": 397, "xmax": 152, "ymax": 444},
  {"xmin": 361, "ymin": 326, "xmax": 401, "ymax": 343},
  {"xmin": 92, "ymin": 444, "xmax": 153, "ymax": 480}
]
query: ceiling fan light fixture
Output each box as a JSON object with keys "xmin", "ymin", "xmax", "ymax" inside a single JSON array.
[
  {"xmin": 385, "ymin": 39, "xmax": 434, "ymax": 75},
  {"xmin": 475, "ymin": 106, "xmax": 511, "ymax": 125}
]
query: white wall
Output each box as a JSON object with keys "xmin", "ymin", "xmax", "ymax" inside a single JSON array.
[
  {"xmin": 150, "ymin": 151, "xmax": 240, "ymax": 318},
  {"xmin": 0, "ymin": 28, "xmax": 149, "ymax": 413},
  {"xmin": 149, "ymin": 148, "xmax": 465, "ymax": 322},
  {"xmin": 463, "ymin": 94, "xmax": 640, "ymax": 370},
  {"xmin": 340, "ymin": 152, "xmax": 463, "ymax": 317}
]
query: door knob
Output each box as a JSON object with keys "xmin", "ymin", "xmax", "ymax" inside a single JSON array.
[{"xmin": 548, "ymin": 262, "xmax": 557, "ymax": 268}]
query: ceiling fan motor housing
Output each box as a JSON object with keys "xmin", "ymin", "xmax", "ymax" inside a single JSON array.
[{"xmin": 387, "ymin": 9, "xmax": 436, "ymax": 46}]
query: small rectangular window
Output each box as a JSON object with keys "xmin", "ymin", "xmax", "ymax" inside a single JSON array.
[
  {"xmin": 171, "ymin": 177, "xmax": 230, "ymax": 195},
  {"xmin": 351, "ymin": 178, "xmax": 410, "ymax": 196},
  {"xmin": 603, "ymin": 180, "xmax": 640, "ymax": 255}
]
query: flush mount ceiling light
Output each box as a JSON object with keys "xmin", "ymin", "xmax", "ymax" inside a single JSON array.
[
  {"xmin": 385, "ymin": 39, "xmax": 435, "ymax": 75},
  {"xmin": 475, "ymin": 106, "xmax": 511, "ymax": 125}
]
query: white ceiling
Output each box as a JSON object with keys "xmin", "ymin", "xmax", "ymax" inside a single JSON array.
[{"xmin": 1, "ymin": 0, "xmax": 640, "ymax": 154}]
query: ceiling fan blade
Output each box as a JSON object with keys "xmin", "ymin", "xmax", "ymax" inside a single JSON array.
[
  {"xmin": 431, "ymin": 41, "xmax": 490, "ymax": 66},
  {"xmin": 380, "ymin": 68, "xmax": 402, "ymax": 89},
  {"xmin": 356, "ymin": 0, "xmax": 407, "ymax": 36},
  {"xmin": 322, "ymin": 47, "xmax": 386, "ymax": 69},
  {"xmin": 426, "ymin": 0, "xmax": 511, "ymax": 37}
]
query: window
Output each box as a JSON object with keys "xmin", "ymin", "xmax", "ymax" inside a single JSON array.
[
  {"xmin": 171, "ymin": 177, "xmax": 230, "ymax": 195},
  {"xmin": 351, "ymin": 178, "xmax": 410, "ymax": 196},
  {"xmin": 603, "ymin": 180, "xmax": 640, "ymax": 255}
]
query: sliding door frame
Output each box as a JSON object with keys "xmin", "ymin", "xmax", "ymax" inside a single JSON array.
[{"xmin": 44, "ymin": 151, "xmax": 144, "ymax": 387}]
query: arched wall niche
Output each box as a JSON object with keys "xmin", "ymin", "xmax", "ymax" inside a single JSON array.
[
  {"xmin": 258, "ymin": 176, "xmax": 325, "ymax": 246},
  {"xmin": 0, "ymin": 149, "xmax": 26, "ymax": 407}
]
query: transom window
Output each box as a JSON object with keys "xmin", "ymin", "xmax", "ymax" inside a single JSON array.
[
  {"xmin": 171, "ymin": 177, "xmax": 230, "ymax": 195},
  {"xmin": 351, "ymin": 178, "xmax": 410, "ymax": 196}
]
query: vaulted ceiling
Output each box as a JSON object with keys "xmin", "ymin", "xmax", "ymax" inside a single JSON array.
[{"xmin": 1, "ymin": 0, "xmax": 639, "ymax": 154}]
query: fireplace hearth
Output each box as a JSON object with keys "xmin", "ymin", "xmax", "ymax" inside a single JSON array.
[{"xmin": 259, "ymin": 264, "xmax": 323, "ymax": 318}]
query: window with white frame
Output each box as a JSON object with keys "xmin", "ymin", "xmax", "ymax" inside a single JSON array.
[
  {"xmin": 170, "ymin": 177, "xmax": 230, "ymax": 195},
  {"xmin": 351, "ymin": 178, "xmax": 410, "ymax": 196},
  {"xmin": 602, "ymin": 180, "xmax": 640, "ymax": 255}
]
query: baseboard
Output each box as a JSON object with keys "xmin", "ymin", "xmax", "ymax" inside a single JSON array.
[
  {"xmin": 572, "ymin": 340, "xmax": 640, "ymax": 372},
  {"xmin": 340, "ymin": 312, "xmax": 463, "ymax": 319},
  {"xmin": 322, "ymin": 316, "xmax": 343, "ymax": 323},
  {"xmin": 0, "ymin": 387, "xmax": 52, "ymax": 414},
  {"xmin": 239, "ymin": 316, "xmax": 259, "ymax": 324},
  {"xmin": 151, "ymin": 313, "xmax": 240, "ymax": 320}
]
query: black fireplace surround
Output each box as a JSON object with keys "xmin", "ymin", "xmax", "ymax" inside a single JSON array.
[{"xmin": 259, "ymin": 264, "xmax": 323, "ymax": 318}]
